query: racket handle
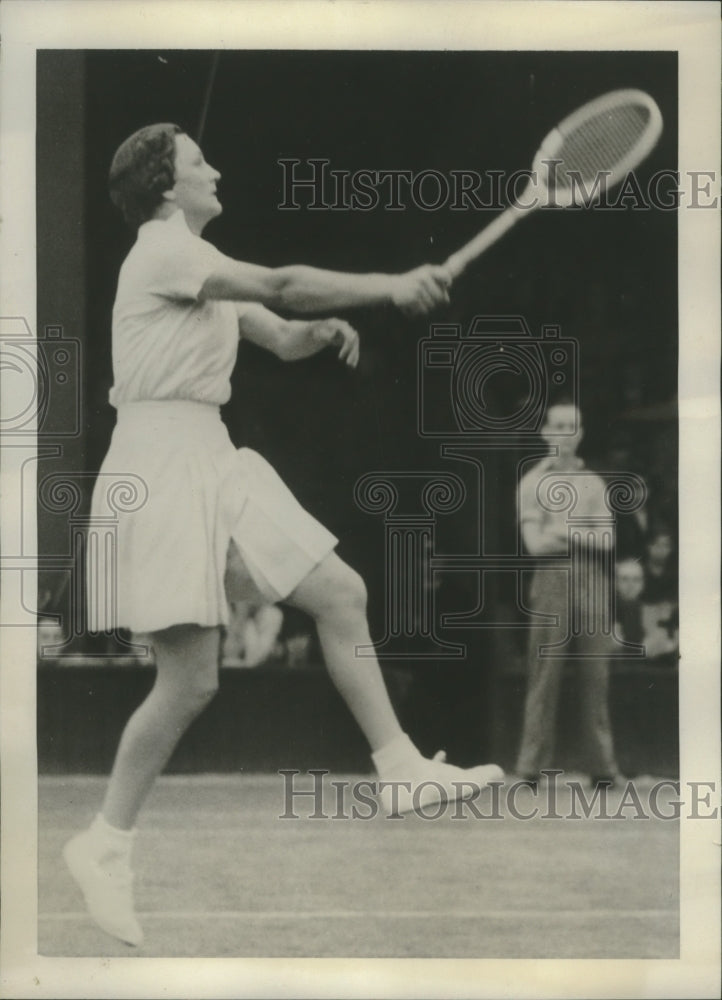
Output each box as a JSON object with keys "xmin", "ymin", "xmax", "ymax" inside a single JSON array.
[{"xmin": 444, "ymin": 203, "xmax": 526, "ymax": 280}]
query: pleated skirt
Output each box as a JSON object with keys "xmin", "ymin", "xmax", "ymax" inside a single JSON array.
[{"xmin": 87, "ymin": 400, "xmax": 338, "ymax": 633}]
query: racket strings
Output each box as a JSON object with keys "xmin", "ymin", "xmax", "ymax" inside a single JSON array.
[{"xmin": 551, "ymin": 104, "xmax": 652, "ymax": 189}]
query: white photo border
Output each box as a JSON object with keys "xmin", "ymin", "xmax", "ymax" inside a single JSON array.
[{"xmin": 1, "ymin": 1, "xmax": 719, "ymax": 997}]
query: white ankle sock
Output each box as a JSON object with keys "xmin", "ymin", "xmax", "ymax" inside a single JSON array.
[{"xmin": 89, "ymin": 814, "xmax": 136, "ymax": 857}]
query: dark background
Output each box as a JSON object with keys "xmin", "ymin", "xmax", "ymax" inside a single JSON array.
[{"xmin": 37, "ymin": 49, "xmax": 678, "ymax": 770}]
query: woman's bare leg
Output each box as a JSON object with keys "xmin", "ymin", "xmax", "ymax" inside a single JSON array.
[
  {"xmin": 102, "ymin": 624, "xmax": 221, "ymax": 829},
  {"xmin": 64, "ymin": 623, "xmax": 221, "ymax": 946},
  {"xmin": 284, "ymin": 552, "xmax": 504, "ymax": 815},
  {"xmin": 285, "ymin": 553, "xmax": 402, "ymax": 751}
]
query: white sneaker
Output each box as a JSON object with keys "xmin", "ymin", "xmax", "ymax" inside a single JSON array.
[
  {"xmin": 378, "ymin": 751, "xmax": 504, "ymax": 817},
  {"xmin": 63, "ymin": 830, "xmax": 143, "ymax": 946}
]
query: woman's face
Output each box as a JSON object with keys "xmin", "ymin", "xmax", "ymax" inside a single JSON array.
[
  {"xmin": 616, "ymin": 560, "xmax": 644, "ymax": 601},
  {"xmin": 166, "ymin": 133, "xmax": 222, "ymax": 232},
  {"xmin": 647, "ymin": 533, "xmax": 673, "ymax": 564}
]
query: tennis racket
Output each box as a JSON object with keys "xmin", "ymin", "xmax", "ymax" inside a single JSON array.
[{"xmin": 444, "ymin": 89, "xmax": 663, "ymax": 280}]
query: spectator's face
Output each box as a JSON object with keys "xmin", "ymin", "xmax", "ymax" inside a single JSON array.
[
  {"xmin": 542, "ymin": 404, "xmax": 583, "ymax": 457},
  {"xmin": 647, "ymin": 533, "xmax": 673, "ymax": 564},
  {"xmin": 616, "ymin": 561, "xmax": 644, "ymax": 600}
]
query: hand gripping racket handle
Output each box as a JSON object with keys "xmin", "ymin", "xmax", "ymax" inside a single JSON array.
[{"xmin": 444, "ymin": 202, "xmax": 527, "ymax": 280}]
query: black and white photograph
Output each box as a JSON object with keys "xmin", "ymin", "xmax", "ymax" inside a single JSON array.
[{"xmin": 0, "ymin": 1, "xmax": 719, "ymax": 997}]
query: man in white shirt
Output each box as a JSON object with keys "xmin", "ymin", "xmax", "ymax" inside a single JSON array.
[{"xmin": 516, "ymin": 401, "xmax": 620, "ymax": 787}]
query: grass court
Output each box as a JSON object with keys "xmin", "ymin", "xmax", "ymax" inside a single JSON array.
[{"xmin": 39, "ymin": 772, "xmax": 678, "ymax": 959}]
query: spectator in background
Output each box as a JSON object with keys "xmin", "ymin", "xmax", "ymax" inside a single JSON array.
[
  {"xmin": 222, "ymin": 601, "xmax": 315, "ymax": 669},
  {"xmin": 614, "ymin": 557, "xmax": 646, "ymax": 647},
  {"xmin": 641, "ymin": 529, "xmax": 677, "ymax": 655},
  {"xmin": 640, "ymin": 524, "xmax": 678, "ymax": 663},
  {"xmin": 515, "ymin": 401, "xmax": 621, "ymax": 789},
  {"xmin": 599, "ymin": 428, "xmax": 648, "ymax": 561},
  {"xmin": 643, "ymin": 524, "xmax": 677, "ymax": 604},
  {"xmin": 614, "ymin": 552, "xmax": 678, "ymax": 664},
  {"xmin": 37, "ymin": 585, "xmax": 65, "ymax": 658},
  {"xmin": 222, "ymin": 600, "xmax": 284, "ymax": 668},
  {"xmin": 641, "ymin": 602, "xmax": 679, "ymax": 662}
]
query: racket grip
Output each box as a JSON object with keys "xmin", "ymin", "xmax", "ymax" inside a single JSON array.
[{"xmin": 444, "ymin": 204, "xmax": 525, "ymax": 280}]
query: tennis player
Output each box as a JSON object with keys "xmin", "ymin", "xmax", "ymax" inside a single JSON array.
[{"xmin": 63, "ymin": 124, "xmax": 503, "ymax": 947}]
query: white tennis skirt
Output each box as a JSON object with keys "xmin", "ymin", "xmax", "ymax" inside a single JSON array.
[{"xmin": 87, "ymin": 400, "xmax": 338, "ymax": 634}]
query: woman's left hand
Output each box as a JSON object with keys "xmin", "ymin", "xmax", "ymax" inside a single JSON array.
[{"xmin": 311, "ymin": 318, "xmax": 360, "ymax": 368}]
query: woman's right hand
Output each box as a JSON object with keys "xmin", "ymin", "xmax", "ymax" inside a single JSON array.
[{"xmin": 391, "ymin": 265, "xmax": 452, "ymax": 316}]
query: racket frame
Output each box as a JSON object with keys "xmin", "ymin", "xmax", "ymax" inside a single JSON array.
[
  {"xmin": 535, "ymin": 88, "xmax": 664, "ymax": 208},
  {"xmin": 444, "ymin": 88, "xmax": 664, "ymax": 279}
]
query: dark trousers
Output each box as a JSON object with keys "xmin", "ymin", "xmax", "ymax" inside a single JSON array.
[{"xmin": 516, "ymin": 567, "xmax": 618, "ymax": 778}]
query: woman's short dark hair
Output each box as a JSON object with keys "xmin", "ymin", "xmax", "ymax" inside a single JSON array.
[{"xmin": 109, "ymin": 123, "xmax": 183, "ymax": 230}]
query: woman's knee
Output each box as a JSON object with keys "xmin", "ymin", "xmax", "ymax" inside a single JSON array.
[
  {"xmin": 188, "ymin": 676, "xmax": 219, "ymax": 714},
  {"xmin": 157, "ymin": 667, "xmax": 219, "ymax": 720},
  {"xmin": 319, "ymin": 560, "xmax": 368, "ymax": 617},
  {"xmin": 151, "ymin": 624, "xmax": 220, "ymax": 716},
  {"xmin": 289, "ymin": 555, "xmax": 368, "ymax": 621}
]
